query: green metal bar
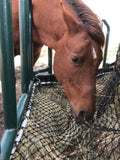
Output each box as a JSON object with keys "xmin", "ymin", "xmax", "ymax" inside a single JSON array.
[
  {"xmin": 19, "ymin": 0, "xmax": 30, "ymax": 93},
  {"xmin": 28, "ymin": 0, "xmax": 33, "ymax": 80},
  {"xmin": 16, "ymin": 81, "xmax": 33, "ymax": 126},
  {"xmin": 33, "ymin": 47, "xmax": 53, "ymax": 75},
  {"xmin": 0, "ymin": 0, "xmax": 34, "ymax": 159},
  {"xmin": 17, "ymin": 94, "xmax": 28, "ymax": 126},
  {"xmin": 0, "ymin": 0, "xmax": 17, "ymax": 159},
  {"xmin": 1, "ymin": 129, "xmax": 17, "ymax": 160},
  {"xmin": 0, "ymin": 0, "xmax": 17, "ymax": 129},
  {"xmin": 48, "ymin": 48, "xmax": 53, "ymax": 74},
  {"xmin": 102, "ymin": 19, "xmax": 110, "ymax": 68},
  {"xmin": 1, "ymin": 86, "xmax": 33, "ymax": 160},
  {"xmin": 33, "ymin": 66, "xmax": 50, "ymax": 75}
]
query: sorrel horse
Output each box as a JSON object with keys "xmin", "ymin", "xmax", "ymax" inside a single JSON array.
[{"xmin": 12, "ymin": 0, "xmax": 104, "ymax": 121}]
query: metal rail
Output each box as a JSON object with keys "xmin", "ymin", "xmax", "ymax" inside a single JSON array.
[
  {"xmin": 102, "ymin": 19, "xmax": 110, "ymax": 68},
  {"xmin": 0, "ymin": 0, "xmax": 33, "ymax": 159}
]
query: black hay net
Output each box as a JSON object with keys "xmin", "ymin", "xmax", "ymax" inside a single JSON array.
[{"xmin": 10, "ymin": 62, "xmax": 120, "ymax": 160}]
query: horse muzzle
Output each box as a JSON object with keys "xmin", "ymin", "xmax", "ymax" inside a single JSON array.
[{"xmin": 72, "ymin": 106, "xmax": 95, "ymax": 122}]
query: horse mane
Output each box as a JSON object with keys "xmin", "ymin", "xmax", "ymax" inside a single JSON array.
[{"xmin": 64, "ymin": 0, "xmax": 105, "ymax": 47}]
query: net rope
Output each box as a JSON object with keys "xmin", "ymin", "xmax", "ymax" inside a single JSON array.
[{"xmin": 10, "ymin": 59, "xmax": 120, "ymax": 160}]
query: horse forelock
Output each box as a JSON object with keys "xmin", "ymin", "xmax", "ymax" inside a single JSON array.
[{"xmin": 64, "ymin": 0, "xmax": 105, "ymax": 48}]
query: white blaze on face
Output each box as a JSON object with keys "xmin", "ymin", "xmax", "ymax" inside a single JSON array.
[{"xmin": 92, "ymin": 47, "xmax": 97, "ymax": 60}]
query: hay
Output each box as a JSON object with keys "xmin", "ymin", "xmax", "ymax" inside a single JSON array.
[{"xmin": 10, "ymin": 65, "xmax": 120, "ymax": 160}]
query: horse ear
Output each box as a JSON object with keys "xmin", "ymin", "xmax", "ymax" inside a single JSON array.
[{"xmin": 60, "ymin": 0, "xmax": 82, "ymax": 33}]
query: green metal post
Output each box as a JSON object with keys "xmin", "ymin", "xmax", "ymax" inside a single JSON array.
[
  {"xmin": 28, "ymin": 0, "xmax": 33, "ymax": 80},
  {"xmin": 1, "ymin": 130, "xmax": 16, "ymax": 160},
  {"xmin": 0, "ymin": 0, "xmax": 17, "ymax": 130},
  {"xmin": 19, "ymin": 0, "xmax": 30, "ymax": 93},
  {"xmin": 48, "ymin": 48, "xmax": 53, "ymax": 74},
  {"xmin": 0, "ymin": 0, "xmax": 17, "ymax": 159}
]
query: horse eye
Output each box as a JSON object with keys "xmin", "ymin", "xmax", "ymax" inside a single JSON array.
[{"xmin": 71, "ymin": 55, "xmax": 79, "ymax": 65}]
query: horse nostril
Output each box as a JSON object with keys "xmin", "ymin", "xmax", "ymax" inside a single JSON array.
[{"xmin": 78, "ymin": 109, "xmax": 86, "ymax": 120}]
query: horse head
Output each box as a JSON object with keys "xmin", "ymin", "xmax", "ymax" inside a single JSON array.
[{"xmin": 54, "ymin": 0, "xmax": 104, "ymax": 121}]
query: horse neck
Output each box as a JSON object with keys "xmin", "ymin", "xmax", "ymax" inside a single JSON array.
[{"xmin": 32, "ymin": 0, "xmax": 66, "ymax": 50}]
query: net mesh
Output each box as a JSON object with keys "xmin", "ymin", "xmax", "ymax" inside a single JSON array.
[{"xmin": 10, "ymin": 58, "xmax": 120, "ymax": 160}]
